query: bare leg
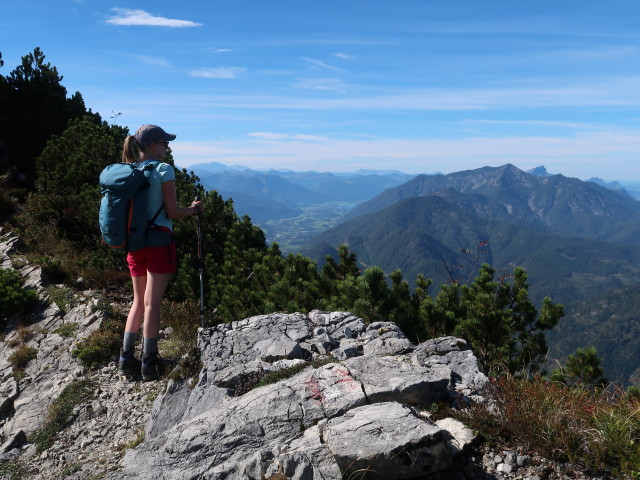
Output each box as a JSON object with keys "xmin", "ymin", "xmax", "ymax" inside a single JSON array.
[
  {"xmin": 143, "ymin": 272, "xmax": 171, "ymax": 339},
  {"xmin": 125, "ymin": 275, "xmax": 147, "ymax": 334}
]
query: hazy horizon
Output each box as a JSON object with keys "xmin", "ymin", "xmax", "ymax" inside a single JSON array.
[{"xmin": 180, "ymin": 160, "xmax": 640, "ymax": 184}]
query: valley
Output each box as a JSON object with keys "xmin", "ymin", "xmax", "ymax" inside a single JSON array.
[{"xmin": 260, "ymin": 201, "xmax": 356, "ymax": 253}]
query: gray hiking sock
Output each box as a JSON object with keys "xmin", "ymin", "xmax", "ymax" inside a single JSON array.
[
  {"xmin": 143, "ymin": 337, "xmax": 159, "ymax": 357},
  {"xmin": 122, "ymin": 331, "xmax": 138, "ymax": 352}
]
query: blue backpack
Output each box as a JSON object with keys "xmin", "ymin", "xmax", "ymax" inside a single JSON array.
[{"xmin": 99, "ymin": 161, "xmax": 172, "ymax": 252}]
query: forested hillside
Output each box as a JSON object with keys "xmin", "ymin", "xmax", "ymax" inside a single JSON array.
[
  {"xmin": 548, "ymin": 285, "xmax": 640, "ymax": 385},
  {"xmin": 306, "ymin": 193, "xmax": 640, "ymax": 305}
]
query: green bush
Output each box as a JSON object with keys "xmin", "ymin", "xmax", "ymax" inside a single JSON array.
[
  {"xmin": 256, "ymin": 361, "xmax": 317, "ymax": 388},
  {"xmin": 232, "ymin": 357, "xmax": 335, "ymax": 397},
  {"xmin": 6, "ymin": 325, "xmax": 35, "ymax": 348},
  {"xmin": 71, "ymin": 319, "xmax": 122, "ymax": 369},
  {"xmin": 0, "ymin": 268, "xmax": 38, "ymax": 319},
  {"xmin": 53, "ymin": 323, "xmax": 78, "ymax": 338},
  {"xmin": 45, "ymin": 285, "xmax": 77, "ymax": 314}
]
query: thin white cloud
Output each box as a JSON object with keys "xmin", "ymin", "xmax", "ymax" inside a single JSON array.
[
  {"xmin": 127, "ymin": 54, "xmax": 170, "ymax": 67},
  {"xmin": 467, "ymin": 119, "xmax": 600, "ymax": 129},
  {"xmin": 190, "ymin": 67, "xmax": 246, "ymax": 79},
  {"xmin": 100, "ymin": 76, "xmax": 640, "ymax": 117},
  {"xmin": 294, "ymin": 78, "xmax": 346, "ymax": 93},
  {"xmin": 248, "ymin": 132, "xmax": 327, "ymax": 141},
  {"xmin": 209, "ymin": 48, "xmax": 233, "ymax": 53},
  {"xmin": 247, "ymin": 132, "xmax": 289, "ymax": 140},
  {"xmin": 105, "ymin": 8, "xmax": 202, "ymax": 27},
  {"xmin": 302, "ymin": 57, "xmax": 344, "ymax": 72},
  {"xmin": 333, "ymin": 52, "xmax": 354, "ymax": 60}
]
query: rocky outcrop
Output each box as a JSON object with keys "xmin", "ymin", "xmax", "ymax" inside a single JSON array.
[
  {"xmin": 0, "ymin": 231, "xmax": 105, "ymax": 442},
  {"xmin": 115, "ymin": 311, "xmax": 488, "ymax": 479}
]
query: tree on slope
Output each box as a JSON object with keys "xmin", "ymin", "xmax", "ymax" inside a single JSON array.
[
  {"xmin": 0, "ymin": 48, "xmax": 95, "ymax": 188},
  {"xmin": 432, "ymin": 264, "xmax": 564, "ymax": 375},
  {"xmin": 551, "ymin": 346, "xmax": 608, "ymax": 388}
]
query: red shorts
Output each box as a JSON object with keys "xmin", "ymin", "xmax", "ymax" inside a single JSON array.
[{"xmin": 126, "ymin": 228, "xmax": 176, "ymax": 277}]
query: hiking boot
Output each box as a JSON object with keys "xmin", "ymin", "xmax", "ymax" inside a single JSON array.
[
  {"xmin": 118, "ymin": 348, "xmax": 141, "ymax": 376},
  {"xmin": 141, "ymin": 351, "xmax": 165, "ymax": 382}
]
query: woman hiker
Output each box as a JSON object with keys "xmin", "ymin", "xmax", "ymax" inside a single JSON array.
[{"xmin": 118, "ymin": 124, "xmax": 204, "ymax": 381}]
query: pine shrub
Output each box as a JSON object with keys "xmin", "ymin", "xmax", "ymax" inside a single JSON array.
[
  {"xmin": 0, "ymin": 268, "xmax": 38, "ymax": 320},
  {"xmin": 71, "ymin": 319, "xmax": 122, "ymax": 369}
]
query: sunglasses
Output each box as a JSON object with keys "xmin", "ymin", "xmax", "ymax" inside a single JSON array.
[{"xmin": 155, "ymin": 141, "xmax": 170, "ymax": 148}]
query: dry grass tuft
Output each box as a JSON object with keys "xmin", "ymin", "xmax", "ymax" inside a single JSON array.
[{"xmin": 454, "ymin": 375, "xmax": 640, "ymax": 478}]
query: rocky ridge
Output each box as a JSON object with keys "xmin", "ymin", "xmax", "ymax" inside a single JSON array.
[{"xmin": 0, "ymin": 231, "xmax": 600, "ymax": 479}]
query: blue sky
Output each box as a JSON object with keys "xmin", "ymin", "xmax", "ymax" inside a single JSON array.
[{"xmin": 3, "ymin": 1, "xmax": 640, "ymax": 180}]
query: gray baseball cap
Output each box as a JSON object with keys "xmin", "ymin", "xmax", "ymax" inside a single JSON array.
[{"xmin": 134, "ymin": 124, "xmax": 176, "ymax": 147}]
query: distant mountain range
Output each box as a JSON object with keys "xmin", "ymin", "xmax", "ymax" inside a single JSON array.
[
  {"xmin": 529, "ymin": 165, "xmax": 639, "ymax": 200},
  {"xmin": 189, "ymin": 162, "xmax": 415, "ymax": 223},
  {"xmin": 304, "ymin": 166, "xmax": 640, "ymax": 302},
  {"xmin": 188, "ymin": 162, "xmax": 640, "ymax": 225},
  {"xmin": 300, "ymin": 163, "xmax": 640, "ymax": 384},
  {"xmin": 341, "ymin": 164, "xmax": 640, "ymax": 247}
]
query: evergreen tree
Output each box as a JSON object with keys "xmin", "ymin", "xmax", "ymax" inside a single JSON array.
[
  {"xmin": 33, "ymin": 117, "xmax": 126, "ymax": 242},
  {"xmin": 264, "ymin": 252, "xmax": 320, "ymax": 313},
  {"xmin": 432, "ymin": 264, "xmax": 563, "ymax": 375},
  {"xmin": 0, "ymin": 48, "xmax": 95, "ymax": 187},
  {"xmin": 351, "ymin": 266, "xmax": 393, "ymax": 323},
  {"xmin": 551, "ymin": 346, "xmax": 608, "ymax": 388},
  {"xmin": 321, "ymin": 245, "xmax": 360, "ymax": 281},
  {"xmin": 320, "ymin": 244, "xmax": 361, "ymax": 309},
  {"xmin": 387, "ymin": 269, "xmax": 420, "ymax": 338}
]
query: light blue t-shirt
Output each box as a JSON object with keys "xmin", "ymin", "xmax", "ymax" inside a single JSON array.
[{"xmin": 139, "ymin": 160, "xmax": 176, "ymax": 231}]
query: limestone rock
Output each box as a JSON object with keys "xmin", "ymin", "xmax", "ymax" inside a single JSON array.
[
  {"xmin": 413, "ymin": 336, "xmax": 489, "ymax": 393},
  {"xmin": 325, "ymin": 402, "xmax": 453, "ymax": 478},
  {"xmin": 361, "ymin": 321, "xmax": 415, "ymax": 356},
  {"xmin": 343, "ymin": 354, "xmax": 450, "ymax": 405},
  {"xmin": 117, "ymin": 312, "xmax": 488, "ymax": 479},
  {"xmin": 0, "ymin": 232, "xmax": 106, "ymax": 441},
  {"xmin": 435, "ymin": 417, "xmax": 478, "ymax": 453}
]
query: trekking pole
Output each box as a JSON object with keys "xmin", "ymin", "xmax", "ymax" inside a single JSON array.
[{"xmin": 195, "ymin": 196, "xmax": 205, "ymax": 328}]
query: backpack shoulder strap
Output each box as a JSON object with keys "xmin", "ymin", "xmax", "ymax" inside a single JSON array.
[
  {"xmin": 148, "ymin": 204, "xmax": 165, "ymax": 226},
  {"xmin": 139, "ymin": 161, "xmax": 167, "ymax": 226},
  {"xmin": 137, "ymin": 160, "xmax": 161, "ymax": 174}
]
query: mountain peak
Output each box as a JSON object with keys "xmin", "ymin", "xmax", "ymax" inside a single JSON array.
[
  {"xmin": 527, "ymin": 166, "xmax": 553, "ymax": 177},
  {"xmin": 587, "ymin": 177, "xmax": 624, "ymax": 190}
]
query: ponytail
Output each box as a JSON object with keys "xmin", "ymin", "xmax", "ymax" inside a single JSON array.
[{"xmin": 122, "ymin": 136, "xmax": 140, "ymax": 164}]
